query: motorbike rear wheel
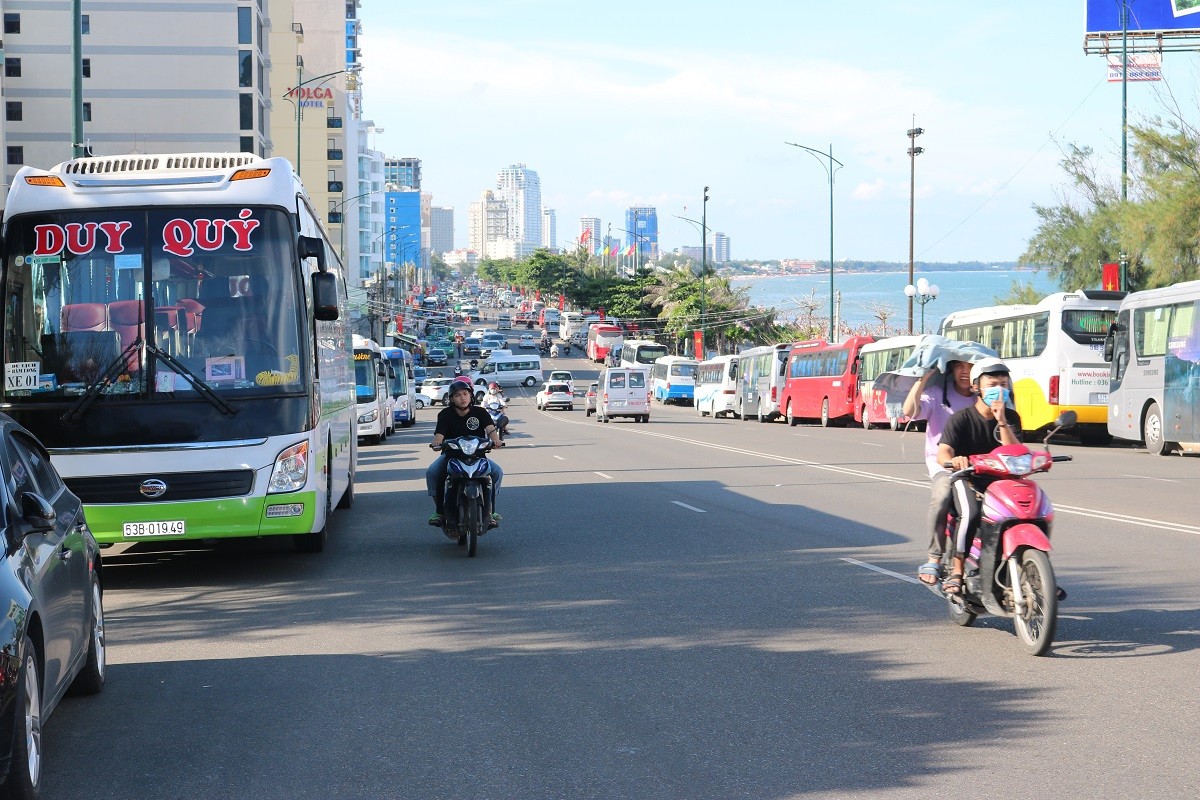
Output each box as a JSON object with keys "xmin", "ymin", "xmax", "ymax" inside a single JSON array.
[{"xmin": 1013, "ymin": 549, "xmax": 1057, "ymax": 656}]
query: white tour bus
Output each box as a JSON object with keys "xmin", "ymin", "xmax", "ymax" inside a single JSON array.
[
  {"xmin": 695, "ymin": 355, "xmax": 739, "ymax": 418},
  {"xmin": 620, "ymin": 338, "xmax": 670, "ymax": 369},
  {"xmin": 353, "ymin": 334, "xmax": 393, "ymax": 444},
  {"xmin": 0, "ymin": 153, "xmax": 356, "ymax": 552},
  {"xmin": 856, "ymin": 334, "xmax": 920, "ymax": 430},
  {"xmin": 380, "ymin": 345, "xmax": 418, "ymax": 427},
  {"xmin": 940, "ymin": 290, "xmax": 1123, "ymax": 443},
  {"xmin": 650, "ymin": 355, "xmax": 698, "ymax": 404},
  {"xmin": 736, "ymin": 343, "xmax": 791, "ymax": 423},
  {"xmin": 1103, "ymin": 279, "xmax": 1200, "ymax": 455},
  {"xmin": 559, "ymin": 311, "xmax": 584, "ymax": 341}
]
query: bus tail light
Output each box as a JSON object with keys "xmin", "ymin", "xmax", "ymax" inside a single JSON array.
[
  {"xmin": 770, "ymin": 386, "xmax": 778, "ymax": 402},
  {"xmin": 1048, "ymin": 375, "xmax": 1060, "ymax": 406}
]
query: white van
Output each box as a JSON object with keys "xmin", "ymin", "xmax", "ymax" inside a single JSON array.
[
  {"xmin": 597, "ymin": 367, "xmax": 651, "ymax": 423},
  {"xmin": 471, "ymin": 353, "xmax": 544, "ymax": 393}
]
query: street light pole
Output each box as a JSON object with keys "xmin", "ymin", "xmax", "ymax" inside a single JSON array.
[
  {"xmin": 283, "ymin": 68, "xmax": 354, "ymax": 181},
  {"xmin": 785, "ymin": 141, "xmax": 843, "ymax": 341},
  {"xmin": 701, "ymin": 186, "xmax": 709, "ymax": 354},
  {"xmin": 906, "ymin": 121, "xmax": 925, "ymax": 335}
]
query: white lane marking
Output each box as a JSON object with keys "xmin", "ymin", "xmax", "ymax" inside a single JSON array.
[
  {"xmin": 594, "ymin": 472, "xmax": 613, "ymax": 479},
  {"xmin": 857, "ymin": 441, "xmax": 884, "ymax": 447},
  {"xmin": 671, "ymin": 501, "xmax": 706, "ymax": 513},
  {"xmin": 555, "ymin": 415, "xmax": 1200, "ymax": 537},
  {"xmin": 553, "ymin": 455, "xmax": 565, "ymax": 461},
  {"xmin": 841, "ymin": 557, "xmax": 923, "ymax": 585},
  {"xmin": 1120, "ymin": 473, "xmax": 1179, "ymax": 483}
]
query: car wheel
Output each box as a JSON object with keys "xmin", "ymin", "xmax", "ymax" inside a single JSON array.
[
  {"xmin": 6, "ymin": 635, "xmax": 42, "ymax": 800},
  {"xmin": 568, "ymin": 405, "xmax": 574, "ymax": 411},
  {"xmin": 524, "ymin": 376, "xmax": 537, "ymax": 387},
  {"xmin": 68, "ymin": 572, "xmax": 106, "ymax": 696}
]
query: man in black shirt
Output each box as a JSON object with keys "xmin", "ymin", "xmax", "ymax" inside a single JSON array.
[
  {"xmin": 936, "ymin": 358, "xmax": 1023, "ymax": 594},
  {"xmin": 426, "ymin": 379, "xmax": 504, "ymax": 527}
]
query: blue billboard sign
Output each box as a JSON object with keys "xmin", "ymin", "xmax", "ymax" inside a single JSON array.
[{"xmin": 1087, "ymin": 0, "xmax": 1200, "ymax": 35}]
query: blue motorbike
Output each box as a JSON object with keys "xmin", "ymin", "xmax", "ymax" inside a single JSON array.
[{"xmin": 431, "ymin": 436, "xmax": 496, "ymax": 557}]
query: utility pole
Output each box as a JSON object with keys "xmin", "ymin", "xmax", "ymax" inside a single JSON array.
[{"xmin": 701, "ymin": 187, "xmax": 709, "ymax": 354}]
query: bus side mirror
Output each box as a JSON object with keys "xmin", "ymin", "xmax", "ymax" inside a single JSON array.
[
  {"xmin": 312, "ymin": 271, "xmax": 339, "ymax": 321},
  {"xmin": 1102, "ymin": 322, "xmax": 1117, "ymax": 362},
  {"xmin": 298, "ymin": 235, "xmax": 326, "ymax": 270}
]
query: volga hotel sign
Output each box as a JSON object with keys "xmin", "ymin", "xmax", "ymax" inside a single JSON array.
[{"xmin": 285, "ymin": 86, "xmax": 333, "ymax": 108}]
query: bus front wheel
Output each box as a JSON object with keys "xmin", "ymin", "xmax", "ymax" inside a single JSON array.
[
  {"xmin": 1143, "ymin": 402, "xmax": 1176, "ymax": 456},
  {"xmin": 786, "ymin": 402, "xmax": 797, "ymax": 427}
]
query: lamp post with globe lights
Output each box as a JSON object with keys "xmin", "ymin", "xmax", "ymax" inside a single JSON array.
[{"xmin": 904, "ymin": 278, "xmax": 939, "ymax": 334}]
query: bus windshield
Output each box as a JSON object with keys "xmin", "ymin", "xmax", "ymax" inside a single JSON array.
[
  {"xmin": 2, "ymin": 206, "xmax": 306, "ymax": 404},
  {"xmin": 353, "ymin": 352, "xmax": 379, "ymax": 401},
  {"xmin": 634, "ymin": 344, "xmax": 668, "ymax": 364}
]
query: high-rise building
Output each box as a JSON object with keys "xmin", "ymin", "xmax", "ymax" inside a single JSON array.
[
  {"xmin": 383, "ymin": 188, "xmax": 422, "ymax": 275},
  {"xmin": 385, "ymin": 158, "xmax": 421, "ymax": 189},
  {"xmin": 626, "ymin": 206, "xmax": 659, "ymax": 262},
  {"xmin": 713, "ymin": 232, "xmax": 731, "ymax": 263},
  {"xmin": 1, "ymin": 1, "xmax": 274, "ymax": 200},
  {"xmin": 431, "ymin": 207, "xmax": 455, "ymax": 256},
  {"xmin": 467, "ymin": 190, "xmax": 508, "ymax": 258},
  {"xmin": 542, "ymin": 207, "xmax": 557, "ymax": 251},
  {"xmin": 496, "ymin": 164, "xmax": 542, "ymax": 247},
  {"xmin": 580, "ymin": 217, "xmax": 601, "ymax": 254}
]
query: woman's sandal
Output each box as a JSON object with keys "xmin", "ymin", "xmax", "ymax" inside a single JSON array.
[
  {"xmin": 942, "ymin": 573, "xmax": 964, "ymax": 595},
  {"xmin": 917, "ymin": 562, "xmax": 943, "ymax": 585}
]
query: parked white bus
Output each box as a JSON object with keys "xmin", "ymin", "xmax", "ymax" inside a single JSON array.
[
  {"xmin": 353, "ymin": 334, "xmax": 393, "ymax": 444},
  {"xmin": 856, "ymin": 335, "xmax": 921, "ymax": 430},
  {"xmin": 1104, "ymin": 279, "xmax": 1200, "ymax": 454},
  {"xmin": 381, "ymin": 346, "xmax": 418, "ymax": 428},
  {"xmin": 736, "ymin": 343, "xmax": 791, "ymax": 423},
  {"xmin": 940, "ymin": 291, "xmax": 1122, "ymax": 443},
  {"xmin": 0, "ymin": 153, "xmax": 356, "ymax": 552},
  {"xmin": 695, "ymin": 355, "xmax": 739, "ymax": 418},
  {"xmin": 620, "ymin": 338, "xmax": 670, "ymax": 368},
  {"xmin": 650, "ymin": 355, "xmax": 698, "ymax": 404}
]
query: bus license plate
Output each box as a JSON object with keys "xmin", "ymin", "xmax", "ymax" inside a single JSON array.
[
  {"xmin": 122, "ymin": 520, "xmax": 186, "ymax": 538},
  {"xmin": 1092, "ymin": 392, "xmax": 1108, "ymax": 404}
]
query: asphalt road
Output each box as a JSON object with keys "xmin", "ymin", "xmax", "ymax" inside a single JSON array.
[{"xmin": 42, "ymin": 349, "xmax": 1200, "ymax": 799}]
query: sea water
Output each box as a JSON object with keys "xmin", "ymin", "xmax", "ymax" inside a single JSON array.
[{"xmin": 737, "ymin": 270, "xmax": 1062, "ymax": 333}]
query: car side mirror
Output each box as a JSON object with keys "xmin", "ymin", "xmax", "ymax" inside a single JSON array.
[{"xmin": 18, "ymin": 492, "xmax": 56, "ymax": 537}]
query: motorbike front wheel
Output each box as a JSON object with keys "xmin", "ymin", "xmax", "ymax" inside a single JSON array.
[
  {"xmin": 1013, "ymin": 549, "xmax": 1057, "ymax": 656},
  {"xmin": 464, "ymin": 498, "xmax": 482, "ymax": 557}
]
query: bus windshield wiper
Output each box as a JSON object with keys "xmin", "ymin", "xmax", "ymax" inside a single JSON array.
[
  {"xmin": 147, "ymin": 344, "xmax": 237, "ymax": 417},
  {"xmin": 60, "ymin": 337, "xmax": 144, "ymax": 424}
]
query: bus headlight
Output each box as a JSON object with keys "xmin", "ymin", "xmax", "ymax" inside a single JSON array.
[
  {"xmin": 358, "ymin": 409, "xmax": 378, "ymax": 424},
  {"xmin": 268, "ymin": 441, "xmax": 309, "ymax": 493}
]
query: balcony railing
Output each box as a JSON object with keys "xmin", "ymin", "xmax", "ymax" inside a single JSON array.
[{"xmin": 327, "ymin": 117, "xmax": 343, "ymax": 129}]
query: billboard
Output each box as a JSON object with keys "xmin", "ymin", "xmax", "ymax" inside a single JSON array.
[{"xmin": 1087, "ymin": 0, "xmax": 1200, "ymax": 35}]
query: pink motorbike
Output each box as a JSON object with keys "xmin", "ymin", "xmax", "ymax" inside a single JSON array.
[{"xmin": 931, "ymin": 411, "xmax": 1075, "ymax": 656}]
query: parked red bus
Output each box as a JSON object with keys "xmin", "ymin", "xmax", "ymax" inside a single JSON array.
[
  {"xmin": 587, "ymin": 324, "xmax": 624, "ymax": 363},
  {"xmin": 781, "ymin": 336, "xmax": 876, "ymax": 427}
]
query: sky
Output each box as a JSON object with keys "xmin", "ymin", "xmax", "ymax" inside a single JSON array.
[{"xmin": 358, "ymin": 1, "xmax": 1200, "ymax": 263}]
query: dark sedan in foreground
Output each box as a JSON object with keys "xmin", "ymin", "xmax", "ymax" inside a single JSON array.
[{"xmin": 0, "ymin": 414, "xmax": 105, "ymax": 799}]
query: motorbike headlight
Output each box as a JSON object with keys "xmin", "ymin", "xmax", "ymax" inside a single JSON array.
[
  {"xmin": 358, "ymin": 409, "xmax": 378, "ymax": 424},
  {"xmin": 999, "ymin": 453, "xmax": 1033, "ymax": 476},
  {"xmin": 459, "ymin": 439, "xmax": 479, "ymax": 455},
  {"xmin": 269, "ymin": 441, "xmax": 309, "ymax": 493}
]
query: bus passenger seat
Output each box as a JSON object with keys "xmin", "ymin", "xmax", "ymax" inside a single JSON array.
[
  {"xmin": 107, "ymin": 299, "xmax": 145, "ymax": 370},
  {"xmin": 61, "ymin": 303, "xmax": 108, "ymax": 333}
]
